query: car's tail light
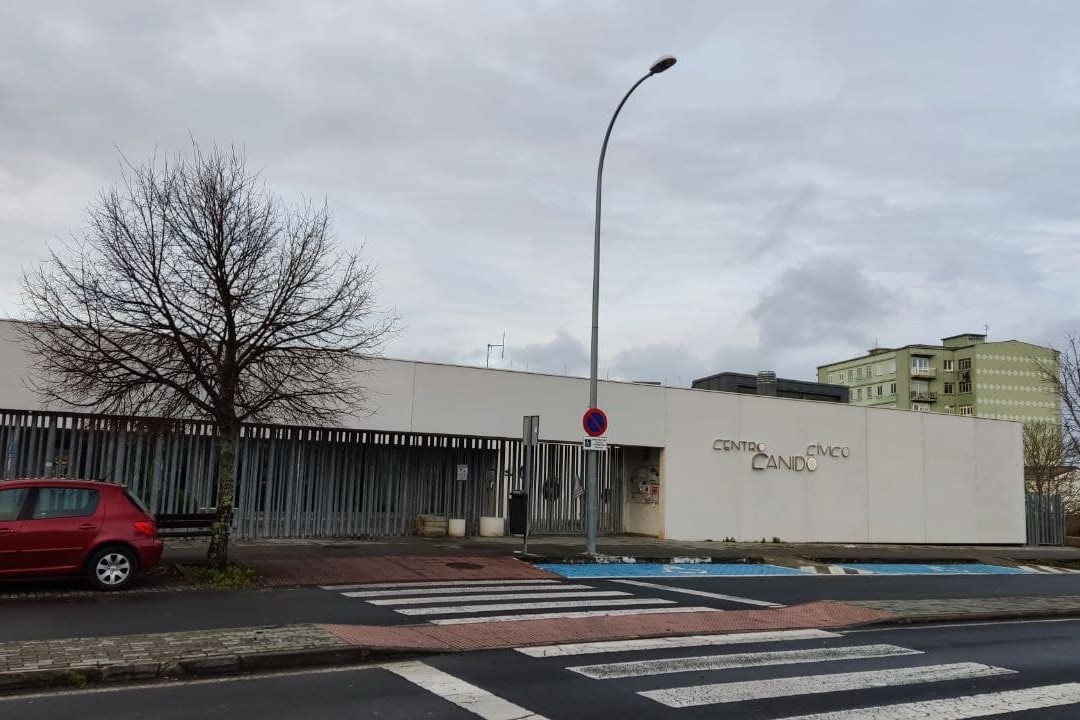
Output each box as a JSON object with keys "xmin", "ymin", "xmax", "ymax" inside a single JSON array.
[{"xmin": 133, "ymin": 520, "xmax": 156, "ymax": 538}]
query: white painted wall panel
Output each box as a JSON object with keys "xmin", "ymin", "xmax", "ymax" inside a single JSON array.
[
  {"xmin": 866, "ymin": 410, "xmax": 926, "ymax": 543},
  {"xmin": 923, "ymin": 413, "xmax": 979, "ymax": 542},
  {"xmin": 974, "ymin": 420, "xmax": 1026, "ymax": 542}
]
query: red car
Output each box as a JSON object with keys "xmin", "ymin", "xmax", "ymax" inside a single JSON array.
[{"xmin": 0, "ymin": 478, "xmax": 164, "ymax": 590}]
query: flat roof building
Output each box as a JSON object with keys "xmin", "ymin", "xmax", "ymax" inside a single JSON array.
[{"xmin": 692, "ymin": 371, "xmax": 849, "ymax": 403}]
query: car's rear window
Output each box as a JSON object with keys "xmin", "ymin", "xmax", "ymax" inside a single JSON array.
[{"xmin": 123, "ymin": 490, "xmax": 152, "ymax": 515}]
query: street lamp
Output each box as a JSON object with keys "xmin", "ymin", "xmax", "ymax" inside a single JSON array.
[{"xmin": 586, "ymin": 54, "xmax": 677, "ymax": 555}]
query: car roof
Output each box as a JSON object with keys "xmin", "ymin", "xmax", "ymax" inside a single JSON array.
[{"xmin": 0, "ymin": 478, "xmax": 120, "ymax": 490}]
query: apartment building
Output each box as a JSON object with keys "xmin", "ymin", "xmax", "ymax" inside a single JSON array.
[{"xmin": 817, "ymin": 333, "xmax": 1059, "ymax": 420}]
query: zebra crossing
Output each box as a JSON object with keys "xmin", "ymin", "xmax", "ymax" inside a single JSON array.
[
  {"xmin": 508, "ymin": 628, "xmax": 1080, "ymax": 717},
  {"xmin": 321, "ymin": 578, "xmax": 723, "ymax": 624}
]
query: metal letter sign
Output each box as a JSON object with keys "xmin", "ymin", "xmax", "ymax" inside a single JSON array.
[{"xmin": 582, "ymin": 407, "xmax": 608, "ymax": 437}]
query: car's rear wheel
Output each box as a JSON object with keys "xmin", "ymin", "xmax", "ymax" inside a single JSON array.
[{"xmin": 87, "ymin": 546, "xmax": 137, "ymax": 590}]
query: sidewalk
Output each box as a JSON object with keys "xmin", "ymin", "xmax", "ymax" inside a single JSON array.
[
  {"xmin": 161, "ymin": 535, "xmax": 1080, "ymax": 588},
  {"xmin": 6, "ymin": 596, "xmax": 1080, "ymax": 694}
]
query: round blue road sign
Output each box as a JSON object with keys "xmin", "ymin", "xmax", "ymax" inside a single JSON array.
[{"xmin": 582, "ymin": 407, "xmax": 608, "ymax": 437}]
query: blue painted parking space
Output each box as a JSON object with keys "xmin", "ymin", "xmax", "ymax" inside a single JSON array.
[
  {"xmin": 535, "ymin": 562, "xmax": 810, "ymax": 578},
  {"xmin": 837, "ymin": 563, "xmax": 1036, "ymax": 575}
]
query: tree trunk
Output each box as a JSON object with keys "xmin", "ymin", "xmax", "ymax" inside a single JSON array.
[{"xmin": 206, "ymin": 427, "xmax": 238, "ymax": 569}]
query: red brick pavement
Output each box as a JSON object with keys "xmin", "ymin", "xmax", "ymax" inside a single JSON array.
[
  {"xmin": 320, "ymin": 601, "xmax": 895, "ymax": 652},
  {"xmin": 253, "ymin": 555, "xmax": 557, "ymax": 587}
]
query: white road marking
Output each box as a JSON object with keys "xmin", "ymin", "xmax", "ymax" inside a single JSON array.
[
  {"xmin": 321, "ymin": 579, "xmax": 560, "ymax": 591},
  {"xmin": 799, "ymin": 565, "xmax": 818, "ymax": 573},
  {"xmin": 568, "ymin": 644, "xmax": 921, "ymax": 679},
  {"xmin": 828, "ymin": 565, "xmax": 847, "ymax": 575},
  {"xmin": 610, "ymin": 579, "xmax": 784, "ymax": 607},
  {"xmin": 641, "ymin": 662, "xmax": 1015, "ymax": 707},
  {"xmin": 383, "ymin": 660, "xmax": 548, "ymax": 720},
  {"xmin": 368, "ymin": 590, "xmax": 630, "ymax": 606},
  {"xmin": 1017, "ymin": 565, "xmax": 1039, "ymax": 573},
  {"xmin": 1038, "ymin": 565, "xmax": 1067, "ymax": 574},
  {"xmin": 343, "ymin": 583, "xmax": 592, "ymax": 598},
  {"xmin": 430, "ymin": 606, "xmax": 722, "ymax": 625},
  {"xmin": 516, "ymin": 629, "xmax": 840, "ymax": 657},
  {"xmin": 397, "ymin": 597, "xmax": 674, "ymax": 616},
  {"xmin": 772, "ymin": 682, "xmax": 1080, "ymax": 719}
]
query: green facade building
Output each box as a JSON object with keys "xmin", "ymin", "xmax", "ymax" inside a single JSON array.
[{"xmin": 817, "ymin": 333, "xmax": 1060, "ymax": 421}]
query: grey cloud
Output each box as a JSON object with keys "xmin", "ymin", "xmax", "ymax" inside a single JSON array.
[{"xmin": 3, "ymin": 0, "xmax": 1080, "ymax": 384}]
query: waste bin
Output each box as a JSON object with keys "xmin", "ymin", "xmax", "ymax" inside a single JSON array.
[{"xmin": 507, "ymin": 490, "xmax": 528, "ymax": 535}]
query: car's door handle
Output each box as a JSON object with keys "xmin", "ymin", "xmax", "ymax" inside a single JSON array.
[
  {"xmin": 78, "ymin": 524, "xmax": 97, "ymax": 530},
  {"xmin": 0, "ymin": 528, "xmax": 14, "ymax": 534}
]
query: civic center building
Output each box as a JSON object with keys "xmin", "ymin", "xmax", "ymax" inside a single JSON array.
[{"xmin": 0, "ymin": 320, "xmax": 1026, "ymax": 544}]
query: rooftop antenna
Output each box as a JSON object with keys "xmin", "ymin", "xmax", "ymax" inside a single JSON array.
[
  {"xmin": 486, "ymin": 333, "xmax": 505, "ymax": 368},
  {"xmin": 983, "ymin": 324, "xmax": 989, "ymax": 336}
]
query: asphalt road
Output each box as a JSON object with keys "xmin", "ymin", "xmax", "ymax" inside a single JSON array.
[
  {"xmin": 7, "ymin": 618, "xmax": 1080, "ymax": 718},
  {"xmin": 6, "ymin": 573, "xmax": 1080, "ymax": 641}
]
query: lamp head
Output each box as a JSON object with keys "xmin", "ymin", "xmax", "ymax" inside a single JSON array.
[{"xmin": 649, "ymin": 55, "xmax": 677, "ymax": 74}]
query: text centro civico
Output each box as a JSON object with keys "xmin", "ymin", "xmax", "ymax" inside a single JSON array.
[{"xmin": 711, "ymin": 439, "xmax": 852, "ymax": 472}]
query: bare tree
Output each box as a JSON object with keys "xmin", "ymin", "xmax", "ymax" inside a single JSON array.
[
  {"xmin": 1024, "ymin": 420, "xmax": 1068, "ymax": 495},
  {"xmin": 20, "ymin": 143, "xmax": 397, "ymax": 567},
  {"xmin": 1039, "ymin": 334, "xmax": 1080, "ymax": 463}
]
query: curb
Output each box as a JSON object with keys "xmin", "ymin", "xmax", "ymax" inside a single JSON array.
[
  {"xmin": 0, "ymin": 646, "xmax": 440, "ymax": 696},
  {"xmin": 872, "ymin": 607, "xmax": 1080, "ymax": 627}
]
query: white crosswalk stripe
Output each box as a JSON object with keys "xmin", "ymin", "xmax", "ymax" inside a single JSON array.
[
  {"xmin": 366, "ymin": 590, "xmax": 631, "ymax": 606},
  {"xmin": 640, "ymin": 662, "xmax": 1015, "ymax": 707},
  {"xmin": 333, "ymin": 578, "xmax": 718, "ymax": 624},
  {"xmin": 516, "ymin": 629, "xmax": 840, "ymax": 657},
  {"xmin": 342, "ymin": 583, "xmax": 594, "ymax": 598},
  {"xmin": 772, "ymin": 683, "xmax": 1080, "ymax": 719},
  {"xmin": 396, "ymin": 597, "xmax": 676, "ymax": 616},
  {"xmin": 321, "ymin": 579, "xmax": 562, "ymax": 591},
  {"xmin": 568, "ymin": 644, "xmax": 921, "ymax": 679}
]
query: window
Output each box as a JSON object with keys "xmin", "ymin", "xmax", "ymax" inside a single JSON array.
[
  {"xmin": 912, "ymin": 404, "xmax": 930, "ymax": 412},
  {"xmin": 959, "ymin": 382, "xmax": 972, "ymax": 393},
  {"xmin": 958, "ymin": 358, "xmax": 972, "ymax": 371},
  {"xmin": 943, "ymin": 359, "xmax": 954, "ymax": 372},
  {"xmin": 856, "ymin": 367, "xmax": 863, "ymax": 379},
  {"xmin": 0, "ymin": 488, "xmax": 29, "ymax": 522},
  {"xmin": 911, "ymin": 356, "xmax": 930, "ymax": 372},
  {"xmin": 887, "ymin": 360, "xmax": 897, "ymax": 374},
  {"xmin": 874, "ymin": 363, "xmax": 883, "ymax": 376},
  {"xmin": 959, "ymin": 405, "xmax": 973, "ymax": 416},
  {"xmin": 889, "ymin": 382, "xmax": 897, "ymax": 395},
  {"xmin": 856, "ymin": 388, "xmax": 863, "ymax": 400},
  {"xmin": 877, "ymin": 385, "xmax": 883, "ymax": 397},
  {"xmin": 30, "ymin": 488, "xmax": 100, "ymax": 520},
  {"xmin": 944, "ymin": 383, "xmax": 954, "ymax": 394},
  {"xmin": 943, "ymin": 406, "xmax": 953, "ymax": 414}
]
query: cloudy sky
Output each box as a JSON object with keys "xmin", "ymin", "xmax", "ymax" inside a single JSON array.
[{"xmin": 2, "ymin": 1, "xmax": 1079, "ymax": 385}]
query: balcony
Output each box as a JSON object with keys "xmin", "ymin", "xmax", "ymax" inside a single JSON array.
[
  {"xmin": 909, "ymin": 390, "xmax": 938, "ymax": 402},
  {"xmin": 910, "ymin": 366, "xmax": 936, "ymax": 379}
]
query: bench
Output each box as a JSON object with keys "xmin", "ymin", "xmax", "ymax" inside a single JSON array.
[{"xmin": 155, "ymin": 512, "xmax": 217, "ymax": 538}]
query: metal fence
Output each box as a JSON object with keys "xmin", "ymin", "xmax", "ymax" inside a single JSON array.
[
  {"xmin": 1026, "ymin": 492, "xmax": 1065, "ymax": 546},
  {"xmin": 0, "ymin": 409, "xmax": 625, "ymax": 538}
]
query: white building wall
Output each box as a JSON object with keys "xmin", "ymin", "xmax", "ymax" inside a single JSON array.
[{"xmin": 0, "ymin": 320, "xmax": 1026, "ymax": 543}]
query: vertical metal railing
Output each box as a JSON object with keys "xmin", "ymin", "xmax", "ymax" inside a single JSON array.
[{"xmin": 0, "ymin": 408, "xmax": 627, "ymax": 538}]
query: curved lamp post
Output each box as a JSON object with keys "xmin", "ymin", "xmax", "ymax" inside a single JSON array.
[{"xmin": 586, "ymin": 54, "xmax": 677, "ymax": 555}]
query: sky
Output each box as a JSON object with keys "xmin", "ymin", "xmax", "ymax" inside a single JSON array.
[{"xmin": 2, "ymin": 1, "xmax": 1079, "ymax": 386}]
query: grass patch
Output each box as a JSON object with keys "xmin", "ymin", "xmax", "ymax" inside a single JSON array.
[{"xmin": 185, "ymin": 562, "xmax": 260, "ymax": 590}]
